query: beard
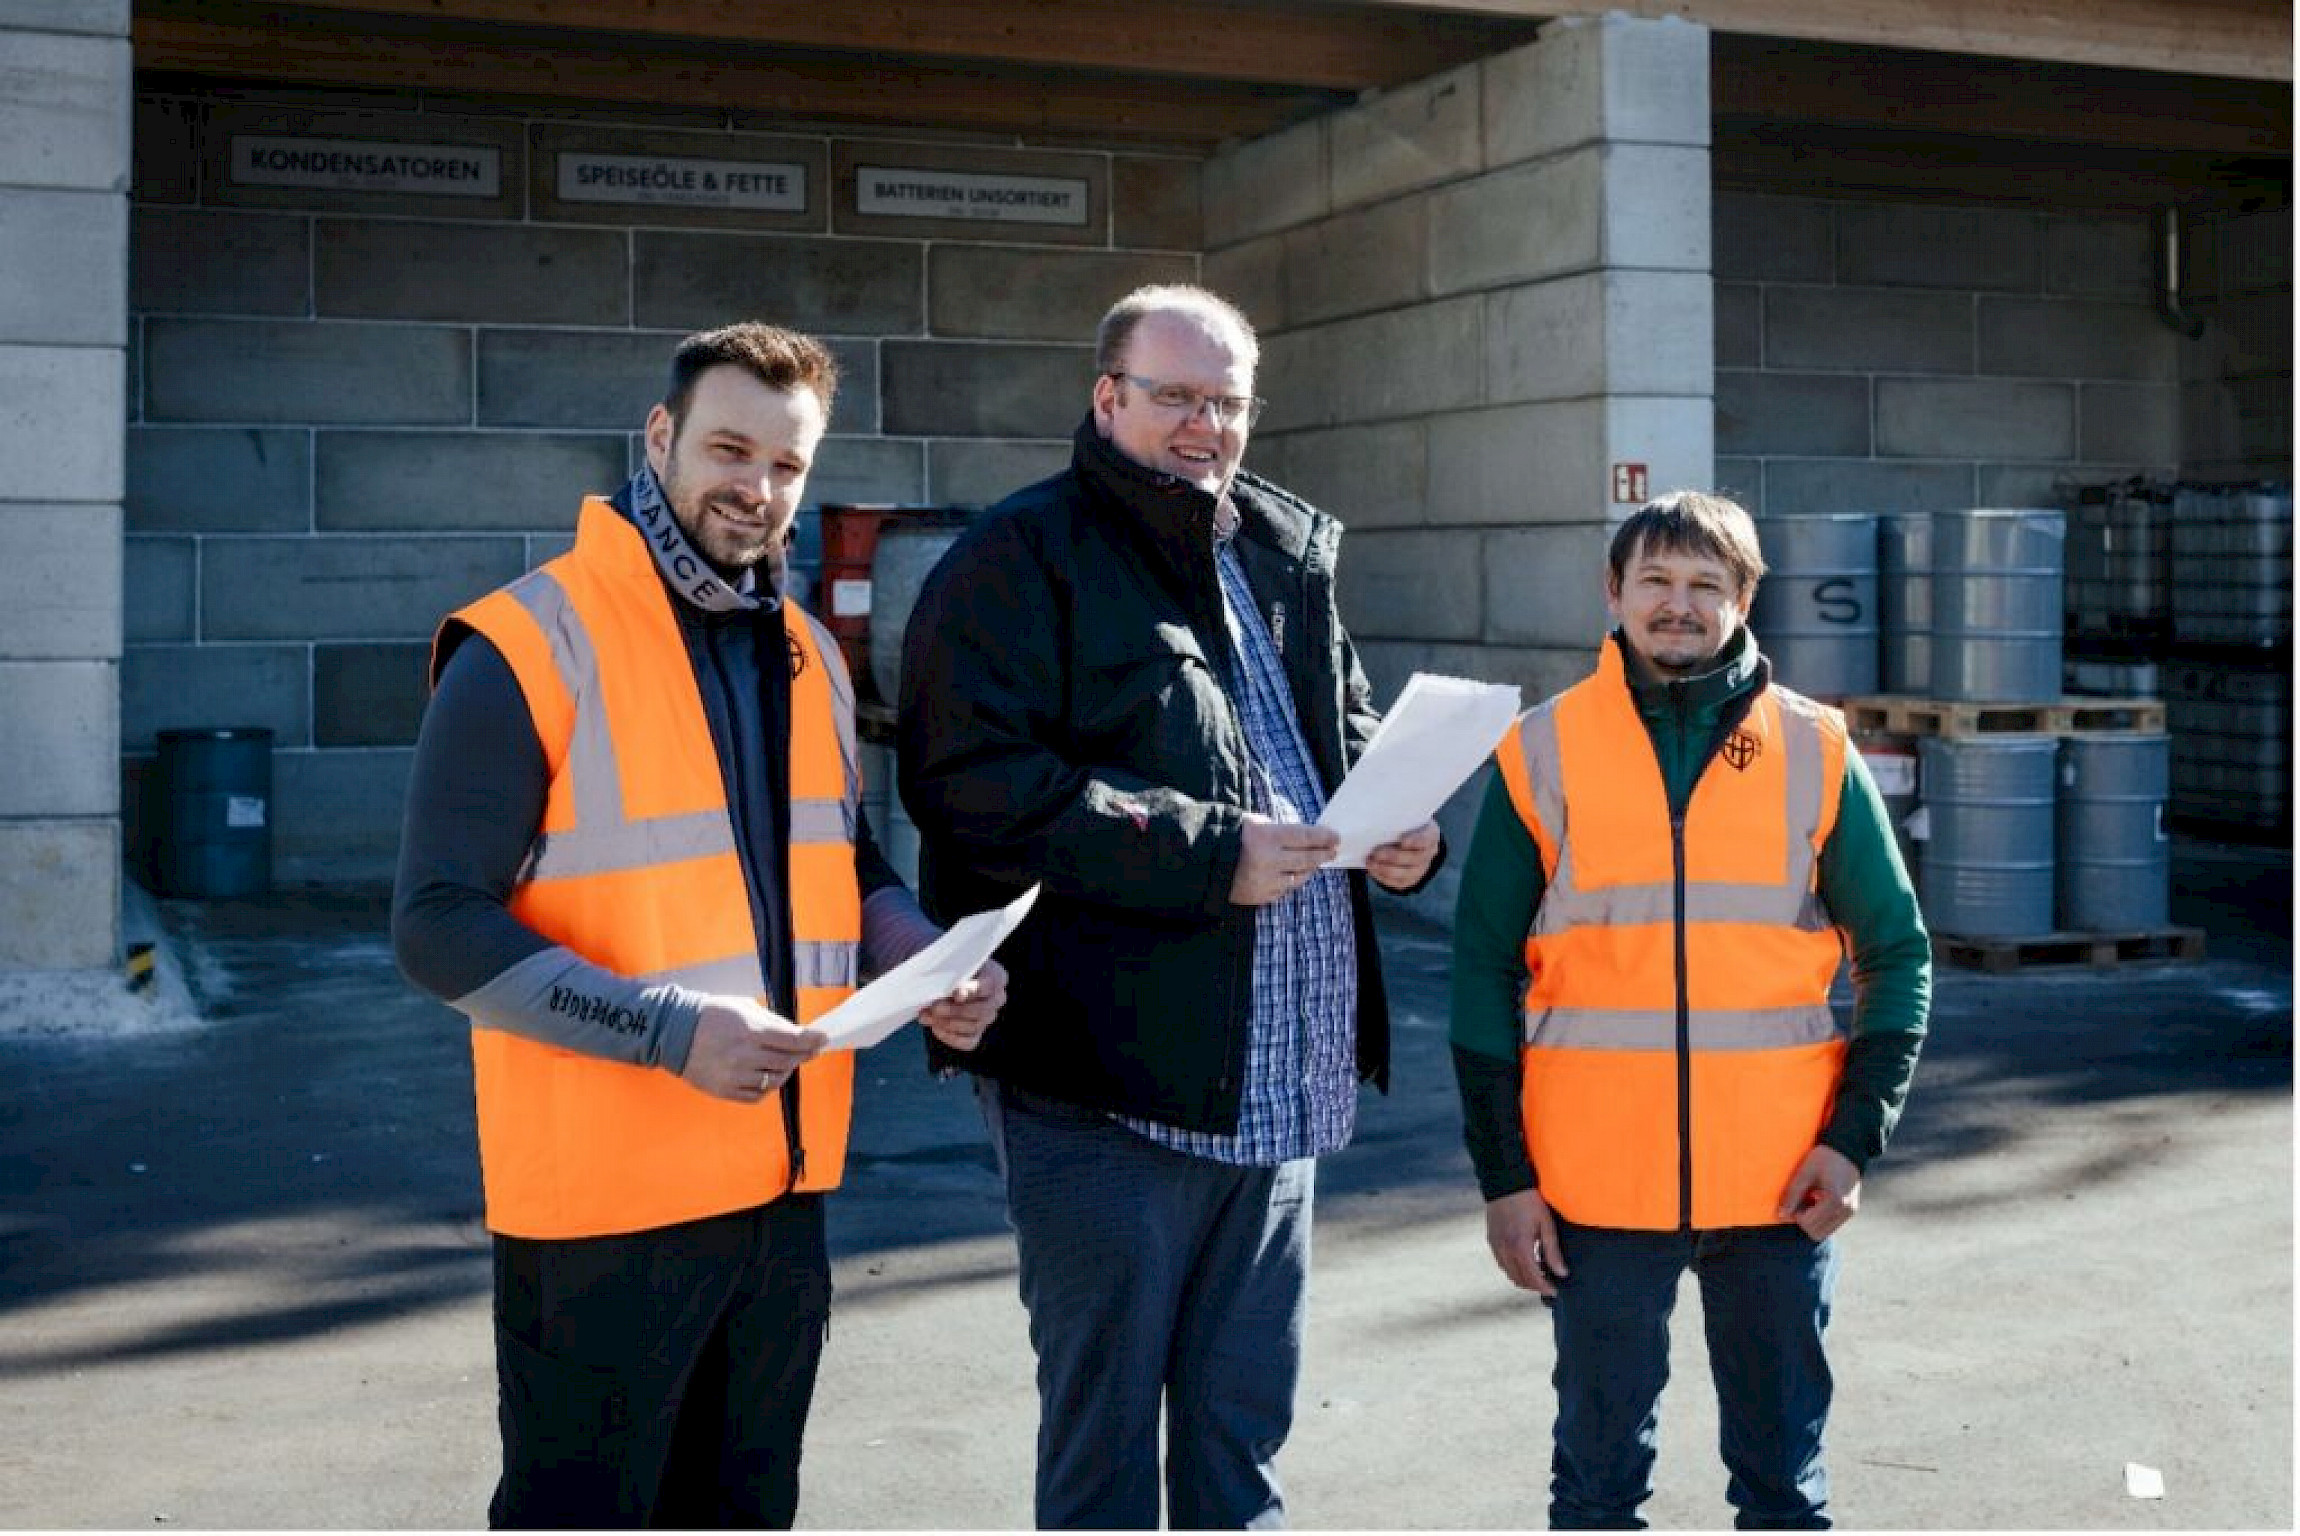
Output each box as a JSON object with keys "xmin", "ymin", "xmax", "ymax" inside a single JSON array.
[{"xmin": 667, "ymin": 476, "xmax": 790, "ymax": 581}]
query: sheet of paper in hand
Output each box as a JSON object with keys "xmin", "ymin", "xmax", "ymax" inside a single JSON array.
[
  {"xmin": 805, "ymin": 883, "xmax": 1041, "ymax": 1051},
  {"xmin": 1316, "ymin": 673, "xmax": 1521, "ymax": 867}
]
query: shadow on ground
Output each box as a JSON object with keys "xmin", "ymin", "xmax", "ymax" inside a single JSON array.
[{"xmin": 0, "ymin": 837, "xmax": 2285, "ymax": 1373}]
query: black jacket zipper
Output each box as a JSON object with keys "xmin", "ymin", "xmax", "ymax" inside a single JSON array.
[{"xmin": 1656, "ymin": 665, "xmax": 1767, "ymax": 1232}]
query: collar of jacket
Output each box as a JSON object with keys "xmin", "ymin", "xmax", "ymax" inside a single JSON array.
[
  {"xmin": 1608, "ymin": 623, "xmax": 1769, "ymax": 721},
  {"xmin": 1067, "ymin": 414, "xmax": 1326, "ymax": 585},
  {"xmin": 606, "ymin": 473, "xmax": 779, "ymax": 619}
]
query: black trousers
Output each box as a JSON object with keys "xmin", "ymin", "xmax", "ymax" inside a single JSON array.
[{"xmin": 488, "ymin": 1195, "xmax": 830, "ymax": 1530}]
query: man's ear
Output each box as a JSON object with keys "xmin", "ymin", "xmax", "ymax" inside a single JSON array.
[
  {"xmin": 1090, "ymin": 371, "xmax": 1119, "ymax": 433},
  {"xmin": 643, "ymin": 404, "xmax": 674, "ymax": 475}
]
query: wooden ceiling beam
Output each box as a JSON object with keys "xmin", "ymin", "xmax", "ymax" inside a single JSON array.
[
  {"xmin": 1714, "ymin": 36, "xmax": 2291, "ymax": 158},
  {"xmin": 1344, "ymin": 0, "xmax": 2292, "ymax": 82},
  {"xmin": 132, "ymin": 17, "xmax": 1331, "ymax": 146},
  {"xmin": 226, "ymin": 0, "xmax": 1540, "ymax": 92},
  {"xmin": 1713, "ymin": 122, "xmax": 2291, "ymax": 212}
]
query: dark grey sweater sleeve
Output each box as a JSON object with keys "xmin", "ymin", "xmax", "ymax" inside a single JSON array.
[{"xmin": 391, "ymin": 635, "xmax": 708, "ymax": 1071}]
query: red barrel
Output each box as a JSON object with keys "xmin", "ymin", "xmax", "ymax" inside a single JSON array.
[{"xmin": 818, "ymin": 505, "xmax": 904, "ymax": 694}]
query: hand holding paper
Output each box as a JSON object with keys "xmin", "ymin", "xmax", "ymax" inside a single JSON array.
[
  {"xmin": 805, "ymin": 884, "xmax": 1039, "ymax": 1052},
  {"xmin": 1316, "ymin": 673, "xmax": 1521, "ymax": 867}
]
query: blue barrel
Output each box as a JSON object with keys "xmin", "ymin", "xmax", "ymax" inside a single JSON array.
[
  {"xmin": 157, "ymin": 728, "xmax": 273, "ymax": 898},
  {"xmin": 1918, "ymin": 735, "xmax": 2056, "ymax": 937},
  {"xmin": 2056, "ymin": 733, "xmax": 2170, "ymax": 931}
]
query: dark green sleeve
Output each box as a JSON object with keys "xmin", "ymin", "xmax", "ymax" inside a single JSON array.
[
  {"xmin": 1448, "ymin": 768, "xmax": 1547, "ymax": 1200},
  {"xmin": 1816, "ymin": 743, "xmax": 1933, "ymax": 1170}
]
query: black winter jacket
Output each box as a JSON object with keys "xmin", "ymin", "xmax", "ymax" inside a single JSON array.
[{"xmin": 897, "ymin": 416, "xmax": 1433, "ymax": 1134}]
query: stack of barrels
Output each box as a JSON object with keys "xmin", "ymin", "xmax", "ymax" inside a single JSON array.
[
  {"xmin": 2165, "ymin": 485, "xmax": 2293, "ymax": 843},
  {"xmin": 1758, "ymin": 507, "xmax": 2172, "ymax": 943},
  {"xmin": 2060, "ymin": 479, "xmax": 2292, "ymax": 844}
]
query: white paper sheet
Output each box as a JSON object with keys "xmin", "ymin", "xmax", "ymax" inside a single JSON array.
[
  {"xmin": 803, "ymin": 883, "xmax": 1040, "ymax": 1052},
  {"xmin": 1316, "ymin": 672, "xmax": 1522, "ymax": 867}
]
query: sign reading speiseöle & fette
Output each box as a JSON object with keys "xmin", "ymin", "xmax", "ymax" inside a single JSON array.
[{"xmin": 558, "ymin": 152, "xmax": 807, "ymax": 212}]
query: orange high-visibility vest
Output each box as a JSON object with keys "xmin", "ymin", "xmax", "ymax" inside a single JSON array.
[
  {"xmin": 438, "ymin": 497, "xmax": 861, "ymax": 1240},
  {"xmin": 1494, "ymin": 640, "xmax": 1849, "ymax": 1231}
]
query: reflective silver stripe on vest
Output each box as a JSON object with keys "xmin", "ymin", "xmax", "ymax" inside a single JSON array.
[
  {"xmin": 790, "ymin": 797, "xmax": 851, "ymax": 845},
  {"xmin": 641, "ymin": 953, "xmax": 767, "ymax": 997},
  {"xmin": 502, "ymin": 573, "xmax": 743, "ymax": 883},
  {"xmin": 1777, "ymin": 695, "xmax": 1827, "ymax": 892},
  {"xmin": 528, "ymin": 810, "xmax": 740, "ymax": 880},
  {"xmin": 1523, "ymin": 694, "xmax": 1831, "ymax": 940},
  {"xmin": 1527, "ymin": 1003, "xmax": 1843, "ymax": 1052},
  {"xmin": 502, "ymin": 578, "xmax": 862, "ymax": 883},
  {"xmin": 794, "ymin": 938, "xmax": 859, "ymax": 990},
  {"xmin": 638, "ymin": 940, "xmax": 858, "ymax": 997},
  {"xmin": 793, "ymin": 607, "xmax": 861, "ymax": 839},
  {"xmin": 1522, "ymin": 702, "xmax": 1572, "ymax": 892},
  {"xmin": 507, "ymin": 571, "xmax": 627, "ymax": 835},
  {"xmin": 1535, "ymin": 880, "xmax": 1833, "ymax": 933}
]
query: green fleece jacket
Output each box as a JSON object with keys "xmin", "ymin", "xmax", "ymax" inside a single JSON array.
[{"xmin": 1449, "ymin": 628, "xmax": 1932, "ymax": 1206}]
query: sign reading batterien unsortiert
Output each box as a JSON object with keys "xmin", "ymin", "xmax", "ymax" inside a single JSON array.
[
  {"xmin": 229, "ymin": 134, "xmax": 502, "ymax": 196},
  {"xmin": 855, "ymin": 165, "xmax": 1088, "ymax": 226},
  {"xmin": 558, "ymin": 152, "xmax": 807, "ymax": 211}
]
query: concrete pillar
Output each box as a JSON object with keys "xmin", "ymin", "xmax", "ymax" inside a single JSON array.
[
  {"xmin": 0, "ymin": 2, "xmax": 130, "ymax": 968},
  {"xmin": 1204, "ymin": 14, "xmax": 1714, "ymax": 914}
]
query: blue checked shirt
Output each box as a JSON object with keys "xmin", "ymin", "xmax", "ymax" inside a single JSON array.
[{"xmin": 1118, "ymin": 528, "xmax": 1360, "ymax": 1166}]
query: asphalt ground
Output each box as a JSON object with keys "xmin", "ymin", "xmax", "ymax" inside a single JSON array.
[{"xmin": 0, "ymin": 836, "xmax": 2289, "ymax": 1530}]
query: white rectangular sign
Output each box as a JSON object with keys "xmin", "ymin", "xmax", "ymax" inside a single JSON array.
[
  {"xmin": 229, "ymin": 134, "xmax": 501, "ymax": 196},
  {"xmin": 855, "ymin": 165, "xmax": 1088, "ymax": 226},
  {"xmin": 558, "ymin": 152, "xmax": 806, "ymax": 211}
]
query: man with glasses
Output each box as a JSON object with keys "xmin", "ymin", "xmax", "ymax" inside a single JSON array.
[{"xmin": 897, "ymin": 284, "xmax": 1442, "ymax": 1528}]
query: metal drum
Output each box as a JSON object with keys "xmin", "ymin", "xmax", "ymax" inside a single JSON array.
[
  {"xmin": 156, "ymin": 727, "xmax": 274, "ymax": 898},
  {"xmin": 868, "ymin": 515, "xmax": 970, "ymax": 710},
  {"xmin": 2171, "ymin": 484, "xmax": 2295, "ymax": 648},
  {"xmin": 1853, "ymin": 731, "xmax": 1922, "ymax": 880},
  {"xmin": 1918, "ymin": 735, "xmax": 2057, "ymax": 937},
  {"xmin": 1749, "ymin": 513, "xmax": 1878, "ymax": 700},
  {"xmin": 1877, "ymin": 513, "xmax": 1932, "ymax": 695},
  {"xmin": 2166, "ymin": 660, "xmax": 2292, "ymax": 836},
  {"xmin": 2055, "ymin": 734, "xmax": 2170, "ymax": 932},
  {"xmin": 2066, "ymin": 482, "xmax": 2171, "ymax": 643},
  {"xmin": 1932, "ymin": 509, "xmax": 2065, "ymax": 702}
]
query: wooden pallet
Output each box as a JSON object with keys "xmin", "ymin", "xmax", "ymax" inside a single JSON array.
[
  {"xmin": 1933, "ymin": 926, "xmax": 2206, "ymax": 973},
  {"xmin": 1842, "ymin": 694, "xmax": 2166, "ymax": 738}
]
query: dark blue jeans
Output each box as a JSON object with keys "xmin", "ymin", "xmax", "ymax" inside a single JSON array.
[
  {"xmin": 1548, "ymin": 1219, "xmax": 1839, "ymax": 1531},
  {"xmin": 978, "ymin": 1079, "xmax": 1312, "ymax": 1530}
]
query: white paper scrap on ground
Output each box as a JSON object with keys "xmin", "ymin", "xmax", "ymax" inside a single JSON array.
[
  {"xmin": 804, "ymin": 883, "xmax": 1040, "ymax": 1052},
  {"xmin": 1317, "ymin": 672, "xmax": 1522, "ymax": 867},
  {"xmin": 2123, "ymin": 1462, "xmax": 2165, "ymax": 1499}
]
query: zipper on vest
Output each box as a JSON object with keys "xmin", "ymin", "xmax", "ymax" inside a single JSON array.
[
  {"xmin": 782, "ymin": 1073, "xmax": 807, "ymax": 1192},
  {"xmin": 1671, "ymin": 808, "xmax": 1693, "ymax": 1232},
  {"xmin": 1663, "ymin": 681, "xmax": 1696, "ymax": 1232}
]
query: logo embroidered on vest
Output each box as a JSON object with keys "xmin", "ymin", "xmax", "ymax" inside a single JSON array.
[
  {"xmin": 1721, "ymin": 728, "xmax": 1762, "ymax": 770},
  {"xmin": 787, "ymin": 631, "xmax": 808, "ymax": 679}
]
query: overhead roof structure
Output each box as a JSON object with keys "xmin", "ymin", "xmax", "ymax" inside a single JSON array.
[{"xmin": 131, "ymin": 1, "xmax": 2293, "ymax": 212}]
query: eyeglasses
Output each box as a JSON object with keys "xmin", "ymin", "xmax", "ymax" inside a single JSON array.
[{"xmin": 1107, "ymin": 372, "xmax": 1266, "ymax": 428}]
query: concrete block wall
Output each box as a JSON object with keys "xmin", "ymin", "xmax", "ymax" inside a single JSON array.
[
  {"xmin": 2179, "ymin": 204, "xmax": 2293, "ymax": 483},
  {"xmin": 1204, "ymin": 14, "xmax": 1715, "ymax": 917},
  {"xmin": 1713, "ymin": 196, "xmax": 2188, "ymax": 518},
  {"xmin": 126, "ymin": 89, "xmax": 1200, "ymax": 881},
  {"xmin": 0, "ymin": 3, "xmax": 129, "ymax": 968}
]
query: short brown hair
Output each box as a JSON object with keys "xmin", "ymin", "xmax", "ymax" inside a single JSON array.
[
  {"xmin": 1095, "ymin": 284, "xmax": 1260, "ymax": 375},
  {"xmin": 1607, "ymin": 490, "xmax": 1767, "ymax": 595},
  {"xmin": 662, "ymin": 322, "xmax": 839, "ymax": 422}
]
